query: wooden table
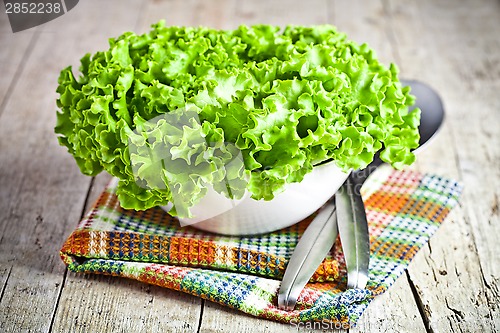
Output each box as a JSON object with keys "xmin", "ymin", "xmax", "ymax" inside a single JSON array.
[{"xmin": 0, "ymin": 0, "xmax": 498, "ymax": 332}]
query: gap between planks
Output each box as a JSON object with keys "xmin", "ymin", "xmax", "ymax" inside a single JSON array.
[
  {"xmin": 406, "ymin": 270, "xmax": 434, "ymax": 333},
  {"xmin": 0, "ymin": 266, "xmax": 13, "ymax": 304}
]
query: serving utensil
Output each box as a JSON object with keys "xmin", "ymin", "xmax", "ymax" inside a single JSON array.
[{"xmin": 277, "ymin": 79, "xmax": 445, "ymax": 310}]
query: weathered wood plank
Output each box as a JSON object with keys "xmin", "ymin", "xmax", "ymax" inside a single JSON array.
[
  {"xmin": 0, "ymin": 49, "xmax": 89, "ymax": 332},
  {"xmin": 0, "ymin": 23, "xmax": 89, "ymax": 333},
  {"xmin": 46, "ymin": 1, "xmax": 203, "ymax": 332},
  {"xmin": 0, "ymin": 1, "xmax": 156, "ymax": 332},
  {"xmin": 0, "ymin": 0, "xmax": 497, "ymax": 332},
  {"xmin": 422, "ymin": 0, "xmax": 500, "ymax": 300},
  {"xmin": 385, "ymin": 0, "xmax": 500, "ymax": 332}
]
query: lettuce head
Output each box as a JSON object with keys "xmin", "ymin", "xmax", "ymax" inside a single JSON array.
[{"xmin": 55, "ymin": 22, "xmax": 420, "ymax": 217}]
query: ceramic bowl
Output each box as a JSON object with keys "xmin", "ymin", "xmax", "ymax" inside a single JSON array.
[{"xmin": 162, "ymin": 160, "xmax": 349, "ymax": 235}]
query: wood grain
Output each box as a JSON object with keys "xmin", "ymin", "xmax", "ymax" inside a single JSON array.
[
  {"xmin": 384, "ymin": 0, "xmax": 500, "ymax": 332},
  {"xmin": 52, "ymin": 273, "xmax": 202, "ymax": 333},
  {"xmin": 0, "ymin": 0, "xmax": 498, "ymax": 332},
  {"xmin": 0, "ymin": 2, "xmax": 109, "ymax": 329},
  {"xmin": 40, "ymin": 1, "xmax": 203, "ymax": 332}
]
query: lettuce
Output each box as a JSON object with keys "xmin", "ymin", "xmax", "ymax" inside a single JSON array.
[{"xmin": 55, "ymin": 22, "xmax": 420, "ymax": 216}]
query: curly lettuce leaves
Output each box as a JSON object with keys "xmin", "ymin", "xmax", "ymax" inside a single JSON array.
[
  {"xmin": 124, "ymin": 109, "xmax": 249, "ymax": 217},
  {"xmin": 55, "ymin": 22, "xmax": 420, "ymax": 216}
]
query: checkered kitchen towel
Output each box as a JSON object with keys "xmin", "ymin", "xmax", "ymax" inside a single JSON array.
[{"xmin": 60, "ymin": 166, "xmax": 462, "ymax": 327}]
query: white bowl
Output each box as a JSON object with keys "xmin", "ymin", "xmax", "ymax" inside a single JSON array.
[{"xmin": 162, "ymin": 160, "xmax": 349, "ymax": 235}]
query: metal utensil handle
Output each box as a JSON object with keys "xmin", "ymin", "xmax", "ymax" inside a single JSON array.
[
  {"xmin": 336, "ymin": 175, "xmax": 370, "ymax": 289},
  {"xmin": 277, "ymin": 200, "xmax": 338, "ymax": 310}
]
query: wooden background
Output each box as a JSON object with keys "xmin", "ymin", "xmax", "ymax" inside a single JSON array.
[{"xmin": 0, "ymin": 0, "xmax": 498, "ymax": 332}]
